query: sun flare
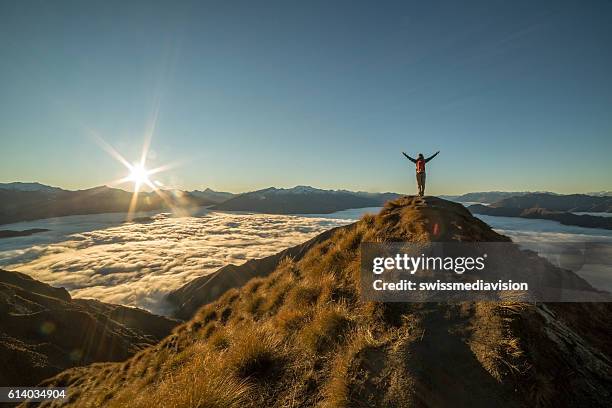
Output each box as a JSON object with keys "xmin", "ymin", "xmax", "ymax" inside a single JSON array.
[
  {"xmin": 92, "ymin": 128, "xmax": 180, "ymax": 221},
  {"xmin": 127, "ymin": 164, "xmax": 151, "ymax": 187}
]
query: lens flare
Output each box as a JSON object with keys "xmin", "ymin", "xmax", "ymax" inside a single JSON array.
[
  {"xmin": 127, "ymin": 163, "xmax": 152, "ymax": 188},
  {"xmin": 90, "ymin": 133, "xmax": 180, "ymax": 221}
]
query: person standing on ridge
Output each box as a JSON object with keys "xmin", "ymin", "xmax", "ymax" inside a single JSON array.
[{"xmin": 402, "ymin": 150, "xmax": 440, "ymax": 196}]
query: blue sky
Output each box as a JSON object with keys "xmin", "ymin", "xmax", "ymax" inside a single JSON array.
[{"xmin": 1, "ymin": 0, "xmax": 611, "ymax": 195}]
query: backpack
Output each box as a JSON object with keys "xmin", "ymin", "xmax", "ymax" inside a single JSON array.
[{"xmin": 416, "ymin": 159, "xmax": 425, "ymax": 173}]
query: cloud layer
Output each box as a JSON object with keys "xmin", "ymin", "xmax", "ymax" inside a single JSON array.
[
  {"xmin": 3, "ymin": 209, "xmax": 611, "ymax": 315},
  {"xmin": 1, "ymin": 212, "xmax": 352, "ymax": 314}
]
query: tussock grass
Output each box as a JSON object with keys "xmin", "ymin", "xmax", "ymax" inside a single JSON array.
[
  {"xmin": 218, "ymin": 288, "xmax": 240, "ymax": 305},
  {"xmin": 360, "ymin": 213, "xmax": 376, "ymax": 227},
  {"xmin": 208, "ymin": 328, "xmax": 230, "ymax": 351},
  {"xmin": 274, "ymin": 307, "xmax": 310, "ymax": 334},
  {"xmin": 300, "ymin": 305, "xmax": 352, "ymax": 353},
  {"xmin": 272, "ymin": 256, "xmax": 300, "ymax": 279},
  {"xmin": 219, "ymin": 306, "xmax": 232, "ymax": 323},
  {"xmin": 286, "ymin": 283, "xmax": 321, "ymax": 307},
  {"xmin": 41, "ymin": 197, "xmax": 582, "ymax": 408},
  {"xmin": 226, "ymin": 325, "xmax": 286, "ymax": 381},
  {"xmin": 109, "ymin": 345, "xmax": 250, "ymax": 408},
  {"xmin": 195, "ymin": 305, "xmax": 218, "ymax": 325},
  {"xmin": 469, "ymin": 303, "xmax": 528, "ymax": 381},
  {"xmin": 201, "ymin": 321, "xmax": 217, "ymax": 339},
  {"xmin": 243, "ymin": 294, "xmax": 265, "ymax": 316},
  {"xmin": 259, "ymin": 274, "xmax": 292, "ymax": 314},
  {"xmin": 334, "ymin": 226, "xmax": 363, "ymax": 252},
  {"xmin": 243, "ymin": 277, "xmax": 265, "ymax": 294},
  {"xmin": 320, "ymin": 328, "xmax": 382, "ymax": 408}
]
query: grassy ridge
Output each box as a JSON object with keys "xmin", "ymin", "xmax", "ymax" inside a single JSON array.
[{"xmin": 31, "ymin": 197, "xmax": 612, "ymax": 408}]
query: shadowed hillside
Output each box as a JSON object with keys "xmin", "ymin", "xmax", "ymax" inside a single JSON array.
[
  {"xmin": 29, "ymin": 197, "xmax": 612, "ymax": 408},
  {"xmin": 211, "ymin": 186, "xmax": 399, "ymax": 214},
  {"xmin": 470, "ymin": 204, "xmax": 612, "ymax": 230},
  {"xmin": 0, "ymin": 186, "xmax": 217, "ymax": 225},
  {"xmin": 0, "ymin": 270, "xmax": 179, "ymax": 387},
  {"xmin": 488, "ymin": 193, "xmax": 612, "ymax": 213}
]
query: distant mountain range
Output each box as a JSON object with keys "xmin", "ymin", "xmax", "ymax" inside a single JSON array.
[
  {"xmin": 486, "ymin": 193, "xmax": 612, "ymax": 213},
  {"xmin": 470, "ymin": 204, "xmax": 612, "ymax": 230},
  {"xmin": 469, "ymin": 193, "xmax": 612, "ymax": 230},
  {"xmin": 441, "ymin": 191, "xmax": 544, "ymax": 203},
  {"xmin": 444, "ymin": 190, "xmax": 612, "ymax": 203},
  {"xmin": 0, "ymin": 183, "xmax": 402, "ymax": 223},
  {"xmin": 3, "ymin": 182, "xmax": 611, "ymax": 224},
  {"xmin": 0, "ymin": 185, "xmax": 219, "ymax": 225},
  {"xmin": 211, "ymin": 186, "xmax": 401, "ymax": 214},
  {"xmin": 0, "ymin": 181, "xmax": 66, "ymax": 193}
]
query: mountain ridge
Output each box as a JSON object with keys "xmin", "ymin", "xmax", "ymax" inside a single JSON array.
[
  {"xmin": 0, "ymin": 182, "xmax": 401, "ymax": 224},
  {"xmin": 211, "ymin": 186, "xmax": 400, "ymax": 214},
  {"xmin": 0, "ymin": 182, "xmax": 66, "ymax": 193},
  {"xmin": 29, "ymin": 196, "xmax": 612, "ymax": 408},
  {"xmin": 488, "ymin": 192, "xmax": 612, "ymax": 212},
  {"xmin": 470, "ymin": 204, "xmax": 612, "ymax": 230},
  {"xmin": 441, "ymin": 191, "xmax": 535, "ymax": 203},
  {"xmin": 188, "ymin": 188, "xmax": 236, "ymax": 204},
  {"xmin": 468, "ymin": 192, "xmax": 612, "ymax": 230},
  {"xmin": 0, "ymin": 185, "xmax": 219, "ymax": 225}
]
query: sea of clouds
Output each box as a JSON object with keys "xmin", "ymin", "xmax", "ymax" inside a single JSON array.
[
  {"xmin": 2, "ymin": 208, "xmax": 611, "ymax": 315},
  {"xmin": 0, "ymin": 212, "xmax": 352, "ymax": 314}
]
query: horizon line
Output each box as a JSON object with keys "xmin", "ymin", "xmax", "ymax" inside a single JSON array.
[{"xmin": 1, "ymin": 180, "xmax": 610, "ymax": 197}]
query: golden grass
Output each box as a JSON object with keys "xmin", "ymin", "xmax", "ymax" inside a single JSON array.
[
  {"xmin": 243, "ymin": 294, "xmax": 265, "ymax": 316},
  {"xmin": 108, "ymin": 344, "xmax": 250, "ymax": 408},
  {"xmin": 225, "ymin": 324, "xmax": 285, "ymax": 381},
  {"xmin": 300, "ymin": 305, "xmax": 352, "ymax": 353},
  {"xmin": 468, "ymin": 302, "xmax": 529, "ymax": 382},
  {"xmin": 286, "ymin": 283, "xmax": 321, "ymax": 307},
  {"xmin": 320, "ymin": 328, "xmax": 382, "ymax": 408},
  {"xmin": 208, "ymin": 328, "xmax": 230, "ymax": 351},
  {"xmin": 41, "ymin": 197, "xmax": 572, "ymax": 408},
  {"xmin": 274, "ymin": 307, "xmax": 310, "ymax": 334}
]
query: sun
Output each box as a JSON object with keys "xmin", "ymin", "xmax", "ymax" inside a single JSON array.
[
  {"xmin": 91, "ymin": 132, "xmax": 178, "ymax": 221},
  {"xmin": 127, "ymin": 163, "xmax": 151, "ymax": 188}
]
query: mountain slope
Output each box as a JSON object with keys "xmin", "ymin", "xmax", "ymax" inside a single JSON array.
[
  {"xmin": 188, "ymin": 188, "xmax": 236, "ymax": 204},
  {"xmin": 0, "ymin": 269, "xmax": 179, "ymax": 387},
  {"xmin": 30, "ymin": 197, "xmax": 612, "ymax": 408},
  {"xmin": 211, "ymin": 186, "xmax": 400, "ymax": 214},
  {"xmin": 0, "ymin": 182, "xmax": 65, "ymax": 193},
  {"xmin": 166, "ymin": 224, "xmax": 351, "ymax": 320}
]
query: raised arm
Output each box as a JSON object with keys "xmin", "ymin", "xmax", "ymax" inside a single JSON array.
[
  {"xmin": 425, "ymin": 150, "xmax": 440, "ymax": 163},
  {"xmin": 402, "ymin": 152, "xmax": 417, "ymax": 163}
]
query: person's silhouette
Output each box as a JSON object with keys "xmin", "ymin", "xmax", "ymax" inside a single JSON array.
[{"xmin": 402, "ymin": 151, "xmax": 440, "ymax": 196}]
